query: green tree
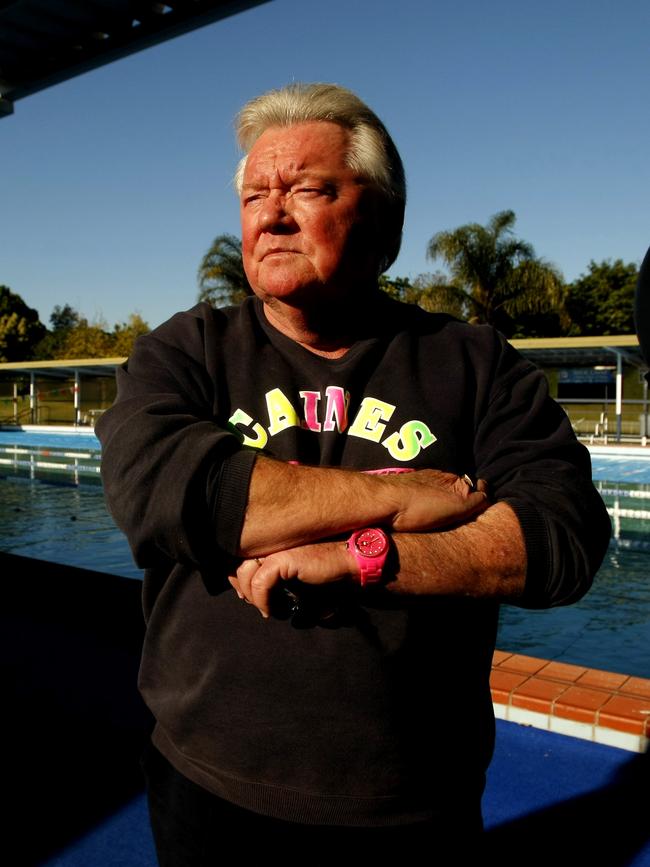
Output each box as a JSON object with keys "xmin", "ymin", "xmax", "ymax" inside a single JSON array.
[
  {"xmin": 197, "ymin": 234, "xmax": 253, "ymax": 307},
  {"xmin": 50, "ymin": 304, "xmax": 80, "ymax": 332},
  {"xmin": 112, "ymin": 313, "xmax": 150, "ymax": 356},
  {"xmin": 55, "ymin": 317, "xmax": 116, "ymax": 359},
  {"xmin": 565, "ymin": 259, "xmax": 638, "ymax": 335},
  {"xmin": 426, "ymin": 210, "xmax": 566, "ymax": 337},
  {"xmin": 0, "ymin": 285, "xmax": 46, "ymax": 361},
  {"xmin": 33, "ymin": 308, "xmax": 150, "ymax": 360},
  {"xmin": 378, "ymin": 274, "xmax": 414, "ymax": 302},
  {"xmin": 33, "ymin": 304, "xmax": 81, "ymax": 359},
  {"xmin": 379, "ymin": 273, "xmax": 468, "ymax": 319}
]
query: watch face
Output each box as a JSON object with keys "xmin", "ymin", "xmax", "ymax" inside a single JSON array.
[{"xmin": 355, "ymin": 529, "xmax": 387, "ymax": 558}]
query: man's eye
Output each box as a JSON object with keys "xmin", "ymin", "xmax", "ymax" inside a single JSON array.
[
  {"xmin": 295, "ymin": 185, "xmax": 333, "ymax": 197},
  {"xmin": 244, "ymin": 193, "xmax": 266, "ymax": 205}
]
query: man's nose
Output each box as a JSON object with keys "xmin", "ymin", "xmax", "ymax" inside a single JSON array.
[{"xmin": 259, "ymin": 192, "xmax": 295, "ymax": 232}]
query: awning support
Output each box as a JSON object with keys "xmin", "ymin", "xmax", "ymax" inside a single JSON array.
[
  {"xmin": 29, "ymin": 372, "xmax": 36, "ymax": 424},
  {"xmin": 73, "ymin": 370, "xmax": 81, "ymax": 425},
  {"xmin": 615, "ymin": 351, "xmax": 623, "ymax": 443}
]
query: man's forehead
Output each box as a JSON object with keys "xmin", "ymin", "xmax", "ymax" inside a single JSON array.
[
  {"xmin": 243, "ymin": 122, "xmax": 352, "ymax": 181},
  {"xmin": 241, "ymin": 166, "xmax": 334, "ymax": 190}
]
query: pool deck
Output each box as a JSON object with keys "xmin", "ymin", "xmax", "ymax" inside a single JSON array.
[
  {"xmin": 491, "ymin": 651, "xmax": 650, "ymax": 754},
  {"xmin": 0, "ymin": 424, "xmax": 95, "ymax": 435},
  {"xmin": 590, "ymin": 443, "xmax": 650, "ymax": 457}
]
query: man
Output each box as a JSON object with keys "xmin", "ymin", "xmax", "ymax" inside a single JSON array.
[{"xmin": 97, "ymin": 83, "xmax": 610, "ymax": 861}]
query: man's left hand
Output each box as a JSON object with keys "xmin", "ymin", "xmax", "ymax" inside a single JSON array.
[{"xmin": 229, "ymin": 541, "xmax": 358, "ymax": 619}]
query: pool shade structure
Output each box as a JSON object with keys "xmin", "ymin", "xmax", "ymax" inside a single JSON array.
[
  {"xmin": 0, "ymin": 0, "xmax": 271, "ymax": 117},
  {"xmin": 510, "ymin": 334, "xmax": 645, "ymax": 445},
  {"xmin": 0, "ymin": 358, "xmax": 122, "ymax": 426}
]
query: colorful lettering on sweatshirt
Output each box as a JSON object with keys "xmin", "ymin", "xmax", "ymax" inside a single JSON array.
[{"xmin": 228, "ymin": 386, "xmax": 437, "ymax": 463}]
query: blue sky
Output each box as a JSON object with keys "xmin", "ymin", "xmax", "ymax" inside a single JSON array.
[{"xmin": 2, "ymin": 0, "xmax": 649, "ymax": 330}]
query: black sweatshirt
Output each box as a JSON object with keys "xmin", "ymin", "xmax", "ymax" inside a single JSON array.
[{"xmin": 96, "ymin": 295, "xmax": 610, "ymax": 826}]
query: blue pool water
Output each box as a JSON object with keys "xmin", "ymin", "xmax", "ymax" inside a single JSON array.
[
  {"xmin": 0, "ymin": 431, "xmax": 648, "ymax": 677},
  {"xmin": 499, "ymin": 452, "xmax": 650, "ymax": 677},
  {"xmin": 0, "ymin": 430, "xmax": 100, "ymax": 450},
  {"xmin": 591, "ymin": 453, "xmax": 650, "ymax": 485}
]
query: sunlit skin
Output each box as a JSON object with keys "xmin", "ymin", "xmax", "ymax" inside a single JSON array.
[{"xmin": 240, "ymin": 121, "xmax": 380, "ymax": 352}]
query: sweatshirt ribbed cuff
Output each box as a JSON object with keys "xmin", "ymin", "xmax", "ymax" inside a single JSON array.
[
  {"xmin": 502, "ymin": 497, "xmax": 551, "ymax": 609},
  {"xmin": 210, "ymin": 449, "xmax": 257, "ymax": 557}
]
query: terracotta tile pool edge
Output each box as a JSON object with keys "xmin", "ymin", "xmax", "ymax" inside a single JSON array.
[{"xmin": 491, "ymin": 651, "xmax": 650, "ymax": 753}]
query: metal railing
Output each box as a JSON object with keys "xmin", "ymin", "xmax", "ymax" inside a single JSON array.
[{"xmin": 559, "ymin": 399, "xmax": 650, "ymax": 445}]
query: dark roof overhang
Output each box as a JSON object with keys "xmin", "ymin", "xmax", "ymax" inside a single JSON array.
[{"xmin": 0, "ymin": 0, "xmax": 269, "ymax": 117}]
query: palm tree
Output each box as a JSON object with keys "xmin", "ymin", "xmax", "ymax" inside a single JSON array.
[
  {"xmin": 379, "ymin": 273, "xmax": 468, "ymax": 319},
  {"xmin": 197, "ymin": 234, "xmax": 253, "ymax": 308},
  {"xmin": 426, "ymin": 210, "xmax": 566, "ymax": 336}
]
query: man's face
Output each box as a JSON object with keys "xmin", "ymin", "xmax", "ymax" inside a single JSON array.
[{"xmin": 240, "ymin": 121, "xmax": 376, "ymax": 306}]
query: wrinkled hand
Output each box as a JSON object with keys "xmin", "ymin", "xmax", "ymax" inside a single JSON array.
[
  {"xmin": 387, "ymin": 471, "xmax": 488, "ymax": 532},
  {"xmin": 229, "ymin": 541, "xmax": 355, "ymax": 619},
  {"xmin": 230, "ymin": 472, "xmax": 489, "ymax": 618}
]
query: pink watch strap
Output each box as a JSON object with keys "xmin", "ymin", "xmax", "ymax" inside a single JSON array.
[{"xmin": 347, "ymin": 528, "xmax": 390, "ymax": 588}]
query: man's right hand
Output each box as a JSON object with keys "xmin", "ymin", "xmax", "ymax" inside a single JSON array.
[{"xmin": 386, "ymin": 470, "xmax": 488, "ymax": 532}]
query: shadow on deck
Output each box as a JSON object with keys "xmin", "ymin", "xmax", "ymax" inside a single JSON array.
[{"xmin": 1, "ymin": 552, "xmax": 152, "ymax": 866}]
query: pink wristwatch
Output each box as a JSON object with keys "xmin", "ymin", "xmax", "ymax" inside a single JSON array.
[{"xmin": 347, "ymin": 528, "xmax": 390, "ymax": 588}]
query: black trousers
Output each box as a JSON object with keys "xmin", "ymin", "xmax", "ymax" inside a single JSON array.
[{"xmin": 142, "ymin": 741, "xmax": 483, "ymax": 865}]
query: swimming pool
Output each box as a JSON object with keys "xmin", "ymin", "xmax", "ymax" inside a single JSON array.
[
  {"xmin": 0, "ymin": 429, "xmax": 132, "ymax": 577},
  {"xmin": 498, "ymin": 453, "xmax": 650, "ymax": 678},
  {"xmin": 0, "ymin": 431, "xmax": 648, "ymax": 677}
]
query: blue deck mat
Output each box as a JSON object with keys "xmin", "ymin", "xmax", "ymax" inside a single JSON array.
[
  {"xmin": 38, "ymin": 720, "xmax": 649, "ymax": 866},
  {"xmin": 485, "ymin": 720, "xmax": 650, "ymax": 865}
]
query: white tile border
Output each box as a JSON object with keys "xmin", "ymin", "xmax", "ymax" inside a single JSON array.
[
  {"xmin": 493, "ymin": 701, "xmax": 647, "ymax": 753},
  {"xmin": 507, "ymin": 705, "xmax": 551, "ymax": 730},
  {"xmin": 594, "ymin": 726, "xmax": 648, "ymax": 752},
  {"xmin": 493, "ymin": 702, "xmax": 508, "ymax": 721},
  {"xmin": 549, "ymin": 715, "xmax": 594, "ymax": 741}
]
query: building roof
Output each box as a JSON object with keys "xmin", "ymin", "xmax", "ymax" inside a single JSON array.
[
  {"xmin": 0, "ymin": 357, "xmax": 125, "ymax": 378},
  {"xmin": 0, "ymin": 334, "xmax": 645, "ymax": 379},
  {"xmin": 0, "ymin": 0, "xmax": 269, "ymax": 116},
  {"xmin": 511, "ymin": 334, "xmax": 645, "ymax": 368}
]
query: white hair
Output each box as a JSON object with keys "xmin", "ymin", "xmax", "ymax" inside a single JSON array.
[{"xmin": 233, "ymin": 83, "xmax": 406, "ymax": 274}]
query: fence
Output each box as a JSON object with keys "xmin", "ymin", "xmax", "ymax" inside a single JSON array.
[{"xmin": 560, "ymin": 399, "xmax": 650, "ymax": 444}]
